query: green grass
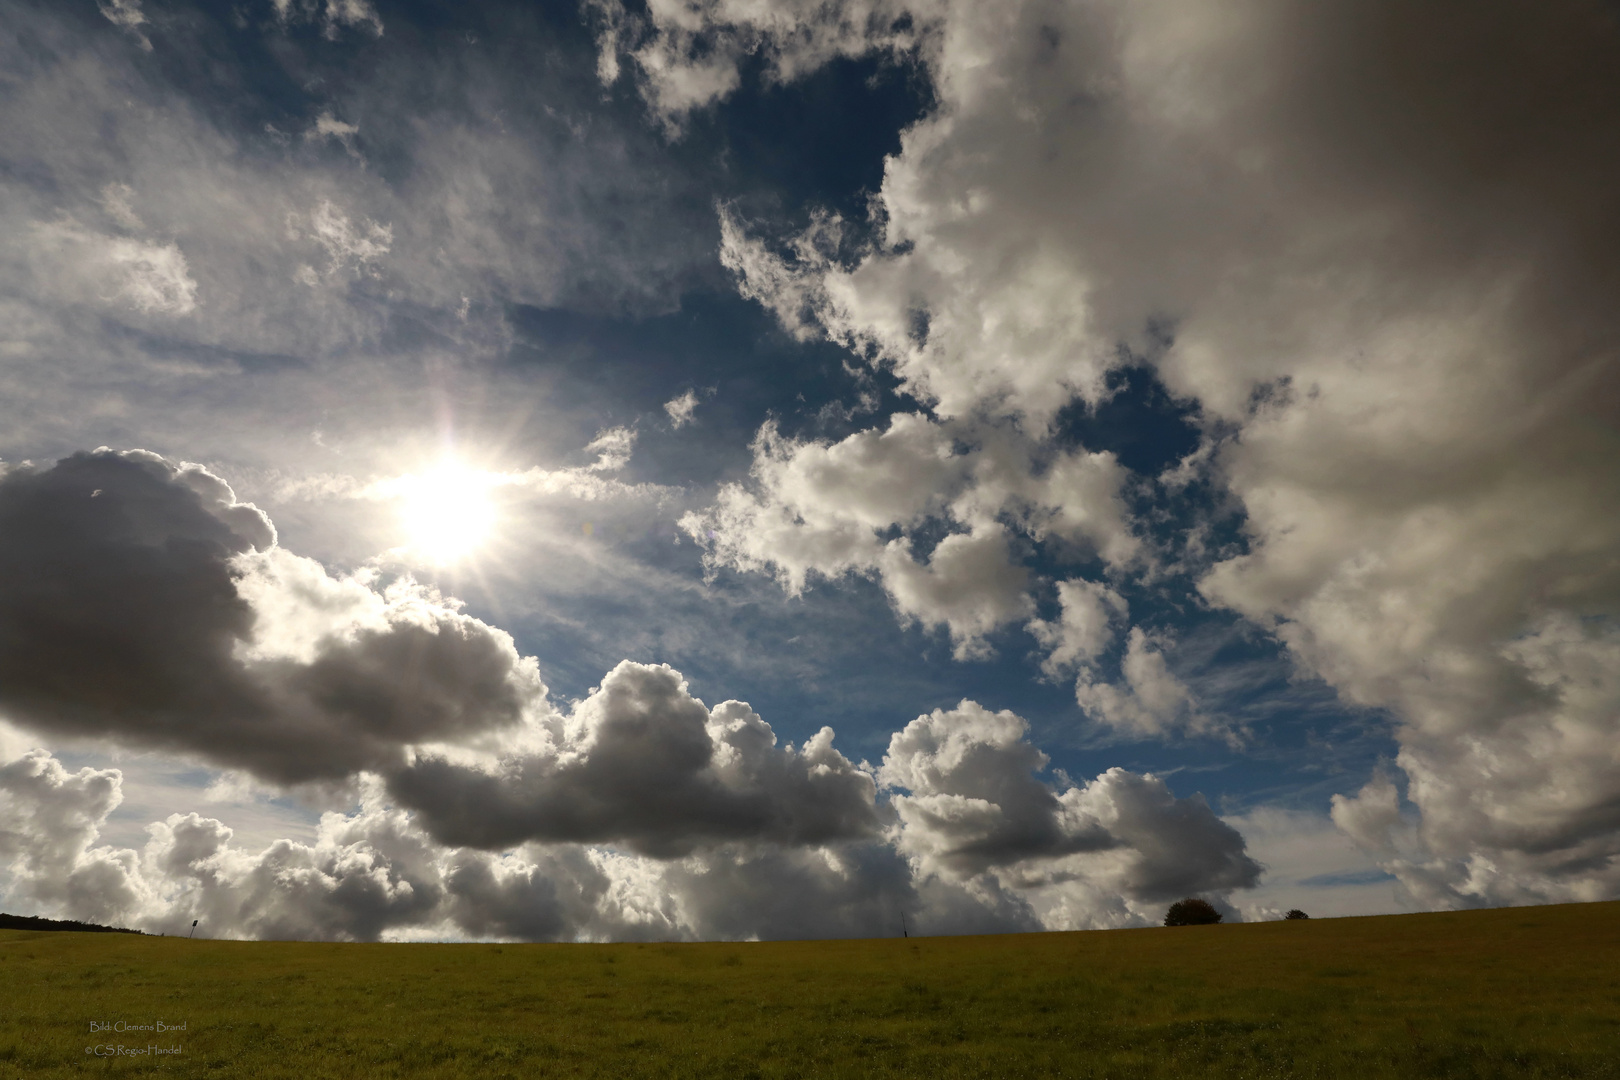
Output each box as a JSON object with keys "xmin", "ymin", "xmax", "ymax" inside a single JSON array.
[{"xmin": 5, "ymin": 901, "xmax": 1620, "ymax": 1078}]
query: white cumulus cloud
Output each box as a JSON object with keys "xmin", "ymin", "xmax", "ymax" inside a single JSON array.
[
  {"xmin": 686, "ymin": 412, "xmax": 1136, "ymax": 659},
  {"xmin": 608, "ymin": 0, "xmax": 1620, "ymax": 906}
]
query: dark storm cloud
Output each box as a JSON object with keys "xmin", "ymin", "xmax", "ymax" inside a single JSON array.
[
  {"xmin": 0, "ymin": 452, "xmax": 887, "ymax": 863},
  {"xmin": 0, "ymin": 450, "xmax": 270, "ymax": 745},
  {"xmin": 441, "ymin": 847, "xmax": 614, "ymax": 942},
  {"xmin": 389, "ymin": 660, "xmax": 885, "ymax": 856},
  {"xmin": 0, "ymin": 450, "xmax": 539, "ymax": 783}
]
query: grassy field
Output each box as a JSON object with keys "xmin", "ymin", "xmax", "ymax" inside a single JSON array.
[{"xmin": 4, "ymin": 901, "xmax": 1619, "ymax": 1079}]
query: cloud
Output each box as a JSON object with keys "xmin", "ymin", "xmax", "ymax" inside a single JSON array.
[
  {"xmin": 0, "ymin": 751, "xmax": 598, "ymax": 941},
  {"xmin": 27, "ymin": 220, "xmax": 198, "ymax": 317},
  {"xmin": 1026, "ymin": 582, "xmax": 1231, "ymax": 743},
  {"xmin": 1028, "ymin": 578, "xmax": 1128, "ymax": 677},
  {"xmin": 97, "ymin": 0, "xmax": 146, "ymax": 30},
  {"xmin": 0, "ymin": 738, "xmax": 1251, "ymax": 940},
  {"xmin": 882, "ymin": 702, "xmax": 1112, "ymax": 877},
  {"xmin": 718, "ymin": 202, "xmax": 1115, "ymax": 426},
  {"xmin": 685, "ymin": 412, "xmax": 1136, "ymax": 659},
  {"xmin": 0, "ymin": 450, "xmax": 544, "ymax": 784},
  {"xmin": 664, "ymin": 389, "xmax": 700, "ymax": 429},
  {"xmin": 309, "ymin": 112, "xmax": 361, "ymax": 157},
  {"xmin": 99, "ymin": 183, "xmax": 143, "ymax": 231},
  {"xmin": 0, "ymin": 449, "xmax": 1260, "ymax": 938},
  {"xmin": 881, "ymin": 701, "xmax": 1259, "ymax": 926},
  {"xmin": 105, "ymin": 238, "xmax": 199, "ymax": 314},
  {"xmin": 877, "ymin": 526, "xmax": 1033, "ymax": 660},
  {"xmin": 96, "ymin": 0, "xmax": 151, "ymax": 50},
  {"xmin": 0, "ymin": 451, "xmax": 877, "ymax": 861},
  {"xmin": 613, "ymin": 0, "xmax": 1620, "ymax": 904},
  {"xmin": 292, "ymin": 199, "xmax": 392, "ymax": 283},
  {"xmin": 0, "ymin": 751, "xmax": 143, "ymax": 926},
  {"xmin": 577, "ymin": 426, "xmax": 636, "ymax": 473},
  {"xmin": 388, "ymin": 660, "xmax": 884, "ymax": 856},
  {"xmin": 153, "ymin": 805, "xmax": 445, "ymax": 942},
  {"xmin": 0, "ymin": 731, "xmax": 1257, "ymax": 939},
  {"xmin": 588, "ymin": 0, "xmax": 919, "ymax": 132},
  {"xmin": 441, "ymin": 845, "xmax": 632, "ymax": 942},
  {"xmin": 1074, "ymin": 627, "xmax": 1226, "ymax": 742},
  {"xmin": 1332, "ymin": 614, "xmax": 1620, "ymax": 912},
  {"xmin": 270, "ymin": 0, "xmax": 383, "ymax": 39},
  {"xmin": 0, "ymin": 0, "xmax": 727, "ymax": 471}
]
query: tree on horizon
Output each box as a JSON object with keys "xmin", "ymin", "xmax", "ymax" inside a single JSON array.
[{"xmin": 1163, "ymin": 898, "xmax": 1223, "ymax": 926}]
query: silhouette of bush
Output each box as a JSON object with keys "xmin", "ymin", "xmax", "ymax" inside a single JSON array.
[
  {"xmin": 1163, "ymin": 898, "xmax": 1222, "ymax": 926},
  {"xmin": 1284, "ymin": 909, "xmax": 1310, "ymax": 920}
]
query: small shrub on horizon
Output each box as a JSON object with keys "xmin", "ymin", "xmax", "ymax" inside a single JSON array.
[
  {"xmin": 1284, "ymin": 909, "xmax": 1310, "ymax": 920},
  {"xmin": 1163, "ymin": 898, "xmax": 1223, "ymax": 926}
]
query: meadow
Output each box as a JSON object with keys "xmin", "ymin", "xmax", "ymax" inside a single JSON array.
[{"xmin": 4, "ymin": 901, "xmax": 1618, "ymax": 1079}]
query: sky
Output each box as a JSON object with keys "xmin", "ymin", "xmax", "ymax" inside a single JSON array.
[{"xmin": 0, "ymin": 0, "xmax": 1616, "ymax": 942}]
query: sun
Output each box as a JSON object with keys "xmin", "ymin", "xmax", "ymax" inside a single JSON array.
[{"xmin": 398, "ymin": 462, "xmax": 497, "ymax": 564}]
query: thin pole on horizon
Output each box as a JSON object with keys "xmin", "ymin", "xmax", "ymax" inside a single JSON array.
[{"xmin": 189, "ymin": 919, "xmax": 198, "ymax": 939}]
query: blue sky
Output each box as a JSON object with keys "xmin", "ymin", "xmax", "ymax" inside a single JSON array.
[{"xmin": 1, "ymin": 0, "xmax": 1615, "ymax": 940}]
